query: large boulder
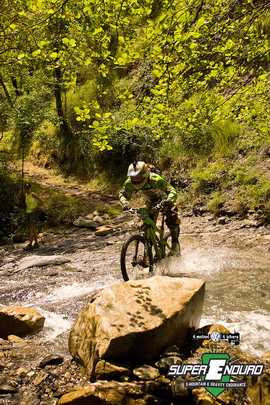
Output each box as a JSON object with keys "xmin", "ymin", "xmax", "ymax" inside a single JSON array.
[
  {"xmin": 69, "ymin": 275, "xmax": 205, "ymax": 379},
  {"xmin": 0, "ymin": 306, "xmax": 45, "ymax": 338}
]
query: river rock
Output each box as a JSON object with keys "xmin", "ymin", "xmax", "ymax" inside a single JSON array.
[
  {"xmin": 247, "ymin": 369, "xmax": 270, "ymax": 405},
  {"xmin": 39, "ymin": 354, "xmax": 64, "ymax": 368},
  {"xmin": 93, "ymin": 215, "xmax": 105, "ymax": 224},
  {"xmin": 0, "ymin": 306, "xmax": 45, "ymax": 339},
  {"xmin": 7, "ymin": 335, "xmax": 23, "ymax": 343},
  {"xmin": 95, "ymin": 360, "xmax": 131, "ymax": 381},
  {"xmin": 133, "ymin": 365, "xmax": 160, "ymax": 380},
  {"xmin": 155, "ymin": 356, "xmax": 182, "ymax": 375},
  {"xmin": 73, "ymin": 217, "xmax": 100, "ymax": 228},
  {"xmin": 95, "ymin": 225, "xmax": 115, "ymax": 236},
  {"xmin": 69, "ymin": 276, "xmax": 205, "ymax": 379},
  {"xmin": 17, "ymin": 255, "xmax": 71, "ymax": 270},
  {"xmin": 171, "ymin": 376, "xmax": 190, "ymax": 401},
  {"xmin": 58, "ymin": 380, "xmax": 167, "ymax": 405}
]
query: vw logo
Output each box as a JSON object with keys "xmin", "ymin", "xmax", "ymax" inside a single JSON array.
[{"xmin": 210, "ymin": 331, "xmax": 221, "ymax": 342}]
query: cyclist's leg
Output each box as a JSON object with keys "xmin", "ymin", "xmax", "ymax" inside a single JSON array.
[{"xmin": 165, "ymin": 205, "xmax": 180, "ymax": 255}]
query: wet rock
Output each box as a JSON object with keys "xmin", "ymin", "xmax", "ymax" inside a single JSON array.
[
  {"xmin": 263, "ymin": 353, "xmax": 270, "ymax": 362},
  {"xmin": 216, "ymin": 217, "xmax": 227, "ymax": 225},
  {"xmin": 17, "ymin": 255, "xmax": 71, "ymax": 270},
  {"xmin": 33, "ymin": 370, "xmax": 49, "ymax": 386},
  {"xmin": 0, "ymin": 383, "xmax": 19, "ymax": 393},
  {"xmin": 73, "ymin": 216, "xmax": 100, "ymax": 229},
  {"xmin": 12, "ymin": 367, "xmax": 28, "ymax": 376},
  {"xmin": 246, "ymin": 368, "xmax": 270, "ymax": 405},
  {"xmin": 95, "ymin": 225, "xmax": 115, "ymax": 236},
  {"xmin": 240, "ymin": 219, "xmax": 258, "ymax": 228},
  {"xmin": 1, "ymin": 262, "xmax": 15, "ymax": 271},
  {"xmin": 69, "ymin": 276, "xmax": 205, "ymax": 379},
  {"xmin": 0, "ymin": 306, "xmax": 45, "ymax": 339},
  {"xmin": 155, "ymin": 356, "xmax": 182, "ymax": 375},
  {"xmin": 93, "ymin": 215, "xmax": 105, "ymax": 224},
  {"xmin": 157, "ymin": 376, "xmax": 171, "ymax": 386},
  {"xmin": 7, "ymin": 335, "xmax": 23, "ymax": 343},
  {"xmin": 171, "ymin": 376, "xmax": 190, "ymax": 401},
  {"xmin": 192, "ymin": 387, "xmax": 224, "ymax": 404},
  {"xmin": 39, "ymin": 354, "xmax": 64, "ymax": 368},
  {"xmin": 95, "ymin": 360, "xmax": 131, "ymax": 380},
  {"xmin": 133, "ymin": 365, "xmax": 160, "ymax": 380},
  {"xmin": 58, "ymin": 380, "xmax": 168, "ymax": 405}
]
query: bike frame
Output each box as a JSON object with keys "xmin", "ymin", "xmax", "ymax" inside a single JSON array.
[{"xmin": 136, "ymin": 208, "xmax": 172, "ymax": 261}]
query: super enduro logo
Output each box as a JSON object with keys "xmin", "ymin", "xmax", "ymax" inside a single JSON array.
[{"xmin": 168, "ymin": 353, "xmax": 264, "ymax": 397}]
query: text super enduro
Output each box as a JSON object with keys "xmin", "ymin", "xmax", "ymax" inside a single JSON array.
[{"xmin": 168, "ymin": 361, "xmax": 264, "ymax": 378}]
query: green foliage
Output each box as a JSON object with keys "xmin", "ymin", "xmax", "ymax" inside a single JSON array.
[
  {"xmin": 44, "ymin": 192, "xmax": 83, "ymax": 226},
  {"xmin": 246, "ymin": 180, "xmax": 270, "ymax": 210},
  {"xmin": 12, "ymin": 91, "xmax": 51, "ymax": 151},
  {"xmin": 233, "ymin": 168, "xmax": 261, "ymax": 186},
  {"xmin": 2, "ymin": 0, "xmax": 269, "ymax": 157},
  {"xmin": 0, "ymin": 170, "xmax": 23, "ymax": 240},
  {"xmin": 190, "ymin": 161, "xmax": 226, "ymax": 194},
  {"xmin": 93, "ymin": 204, "xmax": 120, "ymax": 218},
  {"xmin": 211, "ymin": 121, "xmax": 240, "ymax": 156},
  {"xmin": 207, "ymin": 191, "xmax": 226, "ymax": 215},
  {"xmin": 0, "ymin": 0, "xmax": 270, "ymax": 219}
]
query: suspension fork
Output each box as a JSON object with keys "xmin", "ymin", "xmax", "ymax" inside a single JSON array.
[{"xmin": 145, "ymin": 226, "xmax": 162, "ymax": 261}]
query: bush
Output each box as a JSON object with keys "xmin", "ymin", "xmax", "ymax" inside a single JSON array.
[
  {"xmin": 93, "ymin": 204, "xmax": 120, "ymax": 218},
  {"xmin": 0, "ymin": 170, "xmax": 23, "ymax": 239},
  {"xmin": 207, "ymin": 191, "xmax": 226, "ymax": 215},
  {"xmin": 190, "ymin": 161, "xmax": 226, "ymax": 194},
  {"xmin": 44, "ymin": 192, "xmax": 83, "ymax": 227},
  {"xmin": 211, "ymin": 121, "xmax": 240, "ymax": 156}
]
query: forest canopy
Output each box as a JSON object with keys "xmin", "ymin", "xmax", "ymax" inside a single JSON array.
[{"xmin": 1, "ymin": 0, "xmax": 270, "ymax": 232}]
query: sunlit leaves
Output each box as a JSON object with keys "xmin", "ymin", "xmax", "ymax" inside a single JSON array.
[{"xmin": 1, "ymin": 0, "xmax": 270, "ymax": 154}]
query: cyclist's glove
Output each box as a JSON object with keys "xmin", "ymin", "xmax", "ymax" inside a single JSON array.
[{"xmin": 122, "ymin": 204, "xmax": 131, "ymax": 212}]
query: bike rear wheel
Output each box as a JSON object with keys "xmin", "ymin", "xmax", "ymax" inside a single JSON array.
[{"xmin": 120, "ymin": 235, "xmax": 153, "ymax": 281}]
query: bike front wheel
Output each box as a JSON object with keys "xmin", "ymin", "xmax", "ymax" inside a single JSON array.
[
  {"xmin": 120, "ymin": 235, "xmax": 153, "ymax": 281},
  {"xmin": 164, "ymin": 232, "xmax": 181, "ymax": 257}
]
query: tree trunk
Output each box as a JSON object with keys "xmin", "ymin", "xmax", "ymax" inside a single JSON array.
[
  {"xmin": 0, "ymin": 72, "xmax": 13, "ymax": 107},
  {"xmin": 53, "ymin": 67, "xmax": 80, "ymax": 173},
  {"xmin": 54, "ymin": 67, "xmax": 73, "ymax": 139},
  {"xmin": 10, "ymin": 76, "xmax": 22, "ymax": 97}
]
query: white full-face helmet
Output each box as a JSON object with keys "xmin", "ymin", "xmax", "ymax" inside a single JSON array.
[{"xmin": 127, "ymin": 161, "xmax": 149, "ymax": 189}]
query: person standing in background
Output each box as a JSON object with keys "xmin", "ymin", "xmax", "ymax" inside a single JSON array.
[{"xmin": 23, "ymin": 183, "xmax": 44, "ymax": 251}]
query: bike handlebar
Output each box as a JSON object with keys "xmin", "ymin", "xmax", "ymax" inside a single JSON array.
[{"xmin": 126, "ymin": 203, "xmax": 165, "ymax": 215}]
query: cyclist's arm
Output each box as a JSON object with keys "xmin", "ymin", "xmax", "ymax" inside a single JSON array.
[
  {"xmin": 119, "ymin": 180, "xmax": 135, "ymax": 206},
  {"xmin": 164, "ymin": 183, "xmax": 178, "ymax": 204},
  {"xmin": 149, "ymin": 174, "xmax": 178, "ymax": 204}
]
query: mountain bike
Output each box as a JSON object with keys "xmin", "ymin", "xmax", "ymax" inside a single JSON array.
[{"xmin": 120, "ymin": 203, "xmax": 179, "ymax": 281}]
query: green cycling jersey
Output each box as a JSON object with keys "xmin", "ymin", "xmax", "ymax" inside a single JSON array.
[{"xmin": 119, "ymin": 173, "xmax": 178, "ymax": 206}]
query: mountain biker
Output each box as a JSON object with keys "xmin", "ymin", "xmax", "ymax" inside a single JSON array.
[{"xmin": 119, "ymin": 160, "xmax": 180, "ymax": 255}]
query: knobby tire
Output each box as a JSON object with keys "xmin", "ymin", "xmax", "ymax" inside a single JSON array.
[{"xmin": 120, "ymin": 234, "xmax": 153, "ymax": 281}]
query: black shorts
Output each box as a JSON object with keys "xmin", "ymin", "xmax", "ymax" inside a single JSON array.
[{"xmin": 27, "ymin": 211, "xmax": 39, "ymax": 224}]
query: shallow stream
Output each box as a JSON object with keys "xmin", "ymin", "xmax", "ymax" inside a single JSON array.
[{"xmin": 1, "ymin": 232, "xmax": 269, "ymax": 360}]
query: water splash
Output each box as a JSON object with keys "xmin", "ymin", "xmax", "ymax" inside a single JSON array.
[{"xmin": 201, "ymin": 310, "xmax": 270, "ymax": 358}]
